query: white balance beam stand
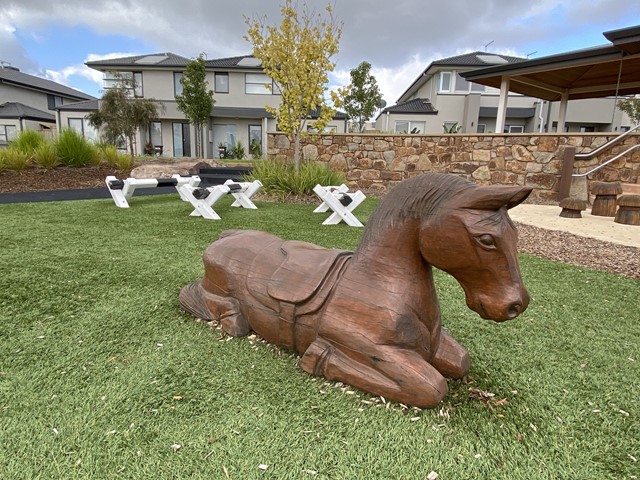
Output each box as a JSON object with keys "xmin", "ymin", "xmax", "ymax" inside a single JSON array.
[{"xmin": 313, "ymin": 184, "xmax": 366, "ymax": 227}]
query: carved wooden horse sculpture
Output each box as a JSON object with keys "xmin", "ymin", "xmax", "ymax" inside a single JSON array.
[{"xmin": 180, "ymin": 173, "xmax": 532, "ymax": 408}]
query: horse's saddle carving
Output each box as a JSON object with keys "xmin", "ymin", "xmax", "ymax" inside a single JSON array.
[{"xmin": 266, "ymin": 240, "xmax": 351, "ymax": 305}]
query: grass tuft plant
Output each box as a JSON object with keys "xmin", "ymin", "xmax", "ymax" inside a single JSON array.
[
  {"xmin": 32, "ymin": 142, "xmax": 60, "ymax": 169},
  {"xmin": 98, "ymin": 143, "xmax": 134, "ymax": 170},
  {"xmin": 55, "ymin": 128, "xmax": 99, "ymax": 167},
  {"xmin": 10, "ymin": 129, "xmax": 46, "ymax": 155},
  {"xmin": 247, "ymin": 160, "xmax": 346, "ymax": 198},
  {"xmin": 1, "ymin": 147, "xmax": 31, "ymax": 171}
]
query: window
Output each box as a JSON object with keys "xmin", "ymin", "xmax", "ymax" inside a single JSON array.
[
  {"xmin": 215, "ymin": 73, "xmax": 229, "ymax": 93},
  {"xmin": 248, "ymin": 124, "xmax": 262, "ymax": 156},
  {"xmin": 67, "ymin": 118, "xmax": 97, "ymax": 142},
  {"xmin": 307, "ymin": 125, "xmax": 338, "ymax": 134},
  {"xmin": 212, "ymin": 124, "xmax": 237, "ymax": 149},
  {"xmin": 504, "ymin": 125, "xmax": 524, "ymax": 133},
  {"xmin": 620, "ymin": 126, "xmax": 631, "ymax": 132},
  {"xmin": 438, "ymin": 72, "xmax": 451, "ymax": 92},
  {"xmin": 394, "ymin": 121, "xmax": 425, "ymax": 134},
  {"xmin": 174, "ymin": 72, "xmax": 183, "ymax": 97},
  {"xmin": 580, "ymin": 126, "xmax": 595, "ymax": 132},
  {"xmin": 47, "ymin": 95, "xmax": 63, "ymax": 110},
  {"xmin": 443, "ymin": 121, "xmax": 460, "ymax": 133},
  {"xmin": 245, "ymin": 73, "xmax": 280, "ymax": 94},
  {"xmin": 0, "ymin": 124, "xmax": 18, "ymax": 145},
  {"xmin": 149, "ymin": 122, "xmax": 162, "ymax": 146},
  {"xmin": 476, "ymin": 124, "xmax": 486, "ymax": 133},
  {"xmin": 172, "ymin": 123, "xmax": 190, "ymax": 157},
  {"xmin": 104, "ymin": 71, "xmax": 143, "ymax": 97},
  {"xmin": 454, "ymin": 73, "xmax": 470, "ymax": 92}
]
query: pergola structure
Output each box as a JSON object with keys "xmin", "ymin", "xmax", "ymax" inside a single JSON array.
[{"xmin": 461, "ymin": 25, "xmax": 640, "ymax": 133}]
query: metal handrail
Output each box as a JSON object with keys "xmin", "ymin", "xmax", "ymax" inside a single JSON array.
[
  {"xmin": 575, "ymin": 124, "xmax": 640, "ymax": 160},
  {"xmin": 573, "ymin": 144, "xmax": 640, "ymax": 177}
]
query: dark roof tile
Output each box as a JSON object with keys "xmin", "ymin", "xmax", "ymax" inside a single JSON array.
[
  {"xmin": 381, "ymin": 98, "xmax": 438, "ymax": 115},
  {"xmin": 0, "ymin": 68, "xmax": 95, "ymax": 100},
  {"xmin": 0, "ymin": 102, "xmax": 55, "ymax": 121},
  {"xmin": 85, "ymin": 52, "xmax": 191, "ymax": 68}
]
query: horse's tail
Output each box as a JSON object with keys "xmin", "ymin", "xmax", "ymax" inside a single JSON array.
[{"xmin": 179, "ymin": 281, "xmax": 214, "ymax": 321}]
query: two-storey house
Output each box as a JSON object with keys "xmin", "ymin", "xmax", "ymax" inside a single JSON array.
[
  {"xmin": 376, "ymin": 51, "xmax": 631, "ymax": 134},
  {"xmin": 75, "ymin": 52, "xmax": 346, "ymax": 159},
  {"xmin": 0, "ymin": 65, "xmax": 95, "ymax": 146}
]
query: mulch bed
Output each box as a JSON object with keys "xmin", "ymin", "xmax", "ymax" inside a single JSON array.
[{"xmin": 0, "ymin": 166, "xmax": 133, "ymax": 193}]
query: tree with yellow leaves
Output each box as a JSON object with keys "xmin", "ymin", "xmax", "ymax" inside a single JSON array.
[{"xmin": 245, "ymin": 0, "xmax": 343, "ymax": 170}]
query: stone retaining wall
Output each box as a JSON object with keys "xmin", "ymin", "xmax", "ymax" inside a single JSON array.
[{"xmin": 267, "ymin": 133, "xmax": 640, "ymax": 202}]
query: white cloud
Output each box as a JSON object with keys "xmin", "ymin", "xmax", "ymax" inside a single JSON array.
[{"xmin": 3, "ymin": 0, "xmax": 639, "ymax": 103}]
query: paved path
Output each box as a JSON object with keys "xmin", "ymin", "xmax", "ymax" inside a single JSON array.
[{"xmin": 510, "ymin": 204, "xmax": 639, "ymax": 248}]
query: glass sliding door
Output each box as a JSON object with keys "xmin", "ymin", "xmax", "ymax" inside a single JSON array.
[{"xmin": 172, "ymin": 122, "xmax": 191, "ymax": 157}]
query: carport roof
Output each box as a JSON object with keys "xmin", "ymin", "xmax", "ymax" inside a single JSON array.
[{"xmin": 461, "ymin": 25, "xmax": 640, "ymax": 102}]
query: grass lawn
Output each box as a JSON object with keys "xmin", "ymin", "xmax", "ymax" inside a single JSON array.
[{"xmin": 1, "ymin": 194, "xmax": 638, "ymax": 479}]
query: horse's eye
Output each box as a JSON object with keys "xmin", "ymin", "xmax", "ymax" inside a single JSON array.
[{"xmin": 475, "ymin": 234, "xmax": 496, "ymax": 249}]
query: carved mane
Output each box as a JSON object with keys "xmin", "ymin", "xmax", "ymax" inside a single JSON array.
[{"xmin": 356, "ymin": 173, "xmax": 475, "ymax": 255}]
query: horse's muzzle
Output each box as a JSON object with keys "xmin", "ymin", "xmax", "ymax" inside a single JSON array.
[{"xmin": 473, "ymin": 287, "xmax": 530, "ymax": 322}]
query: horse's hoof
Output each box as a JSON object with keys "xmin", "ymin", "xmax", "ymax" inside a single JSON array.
[{"xmin": 221, "ymin": 314, "xmax": 251, "ymax": 337}]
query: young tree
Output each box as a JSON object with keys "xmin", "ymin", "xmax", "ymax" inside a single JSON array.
[
  {"xmin": 617, "ymin": 95, "xmax": 640, "ymax": 126},
  {"xmin": 343, "ymin": 61, "xmax": 383, "ymax": 133},
  {"xmin": 87, "ymin": 74, "xmax": 162, "ymax": 160},
  {"xmin": 176, "ymin": 53, "xmax": 214, "ymax": 158},
  {"xmin": 245, "ymin": 0, "xmax": 343, "ymax": 170}
]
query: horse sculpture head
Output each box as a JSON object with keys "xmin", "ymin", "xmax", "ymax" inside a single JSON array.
[
  {"xmin": 420, "ymin": 181, "xmax": 532, "ymax": 321},
  {"xmin": 359, "ymin": 173, "xmax": 532, "ymax": 322}
]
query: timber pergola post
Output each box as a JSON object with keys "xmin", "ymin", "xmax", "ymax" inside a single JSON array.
[{"xmin": 495, "ymin": 77, "xmax": 510, "ymax": 133}]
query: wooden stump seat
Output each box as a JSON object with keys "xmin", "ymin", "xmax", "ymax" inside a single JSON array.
[
  {"xmin": 559, "ymin": 197, "xmax": 587, "ymax": 218},
  {"xmin": 590, "ymin": 181, "xmax": 622, "ymax": 217},
  {"xmin": 614, "ymin": 195, "xmax": 640, "ymax": 226}
]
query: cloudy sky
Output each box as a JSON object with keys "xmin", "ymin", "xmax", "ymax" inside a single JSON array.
[{"xmin": 1, "ymin": 0, "xmax": 638, "ymax": 105}]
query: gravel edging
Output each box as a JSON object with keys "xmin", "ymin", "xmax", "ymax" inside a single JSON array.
[{"xmin": 516, "ymin": 222, "xmax": 639, "ymax": 280}]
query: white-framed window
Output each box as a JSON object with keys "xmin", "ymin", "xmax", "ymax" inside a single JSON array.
[
  {"xmin": 438, "ymin": 71, "xmax": 485, "ymax": 94},
  {"xmin": 104, "ymin": 71, "xmax": 143, "ymax": 97},
  {"xmin": 0, "ymin": 124, "xmax": 18, "ymax": 145},
  {"xmin": 173, "ymin": 72, "xmax": 183, "ymax": 97},
  {"xmin": 443, "ymin": 121, "xmax": 461, "ymax": 133},
  {"xmin": 245, "ymin": 73, "xmax": 280, "ymax": 95},
  {"xmin": 438, "ymin": 72, "xmax": 451, "ymax": 93},
  {"xmin": 476, "ymin": 124, "xmax": 486, "ymax": 133},
  {"xmin": 215, "ymin": 73, "xmax": 229, "ymax": 93},
  {"xmin": 307, "ymin": 125, "xmax": 338, "ymax": 134},
  {"xmin": 68, "ymin": 118, "xmax": 97, "ymax": 142},
  {"xmin": 394, "ymin": 121, "xmax": 425, "ymax": 134},
  {"xmin": 504, "ymin": 125, "xmax": 524, "ymax": 133}
]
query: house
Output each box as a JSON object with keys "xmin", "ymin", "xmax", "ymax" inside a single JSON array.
[
  {"xmin": 81, "ymin": 52, "xmax": 347, "ymax": 159},
  {"xmin": 376, "ymin": 51, "xmax": 632, "ymax": 134},
  {"xmin": 0, "ymin": 65, "xmax": 95, "ymax": 146}
]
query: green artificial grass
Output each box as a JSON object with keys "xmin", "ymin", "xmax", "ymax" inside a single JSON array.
[{"xmin": 0, "ymin": 194, "xmax": 638, "ymax": 479}]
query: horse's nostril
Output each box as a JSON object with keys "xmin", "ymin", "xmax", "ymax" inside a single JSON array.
[{"xmin": 507, "ymin": 303, "xmax": 523, "ymax": 318}]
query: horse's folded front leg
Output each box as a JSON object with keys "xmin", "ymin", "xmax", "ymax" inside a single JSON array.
[
  {"xmin": 431, "ymin": 329, "xmax": 470, "ymax": 379},
  {"xmin": 300, "ymin": 338, "xmax": 448, "ymax": 408}
]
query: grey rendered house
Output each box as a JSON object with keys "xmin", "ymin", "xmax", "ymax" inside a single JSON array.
[
  {"xmin": 80, "ymin": 52, "xmax": 347, "ymax": 159},
  {"xmin": 0, "ymin": 65, "xmax": 95, "ymax": 146},
  {"xmin": 376, "ymin": 51, "xmax": 632, "ymax": 134}
]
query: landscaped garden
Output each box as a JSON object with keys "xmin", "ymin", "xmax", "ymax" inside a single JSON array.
[{"xmin": 1, "ymin": 193, "xmax": 638, "ymax": 479}]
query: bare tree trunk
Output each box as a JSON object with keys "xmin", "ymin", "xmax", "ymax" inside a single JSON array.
[
  {"xmin": 128, "ymin": 135, "xmax": 135, "ymax": 161},
  {"xmin": 293, "ymin": 133, "xmax": 301, "ymax": 172}
]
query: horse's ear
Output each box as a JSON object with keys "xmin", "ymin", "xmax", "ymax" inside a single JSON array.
[{"xmin": 460, "ymin": 185, "xmax": 533, "ymax": 211}]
